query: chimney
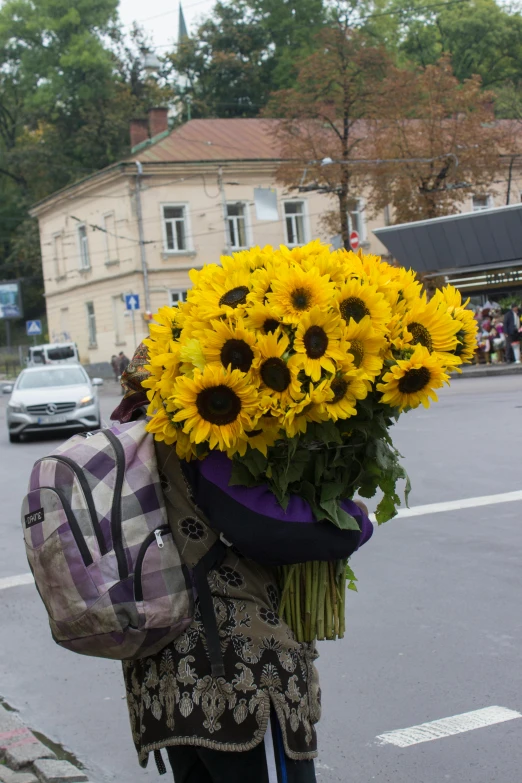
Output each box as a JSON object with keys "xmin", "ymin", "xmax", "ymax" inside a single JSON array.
[
  {"xmin": 148, "ymin": 107, "xmax": 169, "ymax": 139},
  {"xmin": 130, "ymin": 118, "xmax": 149, "ymax": 149}
]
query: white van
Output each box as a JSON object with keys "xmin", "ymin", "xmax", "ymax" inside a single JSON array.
[{"xmin": 28, "ymin": 342, "xmax": 80, "ymax": 366}]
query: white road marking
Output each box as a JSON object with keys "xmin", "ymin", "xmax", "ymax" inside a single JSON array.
[
  {"xmin": 369, "ymin": 489, "xmax": 522, "ymax": 522},
  {"xmin": 0, "ymin": 573, "xmax": 34, "ymax": 591},
  {"xmin": 376, "ymin": 706, "xmax": 522, "ymax": 748}
]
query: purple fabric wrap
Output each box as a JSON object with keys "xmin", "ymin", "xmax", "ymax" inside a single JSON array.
[{"xmin": 199, "ymin": 451, "xmax": 373, "ymax": 548}]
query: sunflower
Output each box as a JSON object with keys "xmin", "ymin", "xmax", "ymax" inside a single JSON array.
[
  {"xmin": 170, "ymin": 365, "xmax": 260, "ymax": 452},
  {"xmin": 432, "ymin": 286, "xmax": 477, "ymax": 364},
  {"xmin": 377, "ymin": 344, "xmax": 449, "ymax": 411},
  {"xmin": 232, "ymin": 413, "xmax": 283, "ymax": 458},
  {"xmin": 289, "ymin": 307, "xmax": 346, "ymax": 382},
  {"xmin": 335, "ymin": 277, "xmax": 391, "ymax": 334},
  {"xmin": 179, "ymin": 337, "xmax": 206, "ymax": 374},
  {"xmin": 243, "ymin": 302, "xmax": 282, "ymax": 334},
  {"xmin": 191, "ymin": 266, "xmax": 253, "ymax": 321},
  {"xmin": 252, "ymin": 330, "xmax": 304, "ymax": 409},
  {"xmin": 325, "ymin": 366, "xmax": 370, "ymax": 421},
  {"xmin": 281, "ymin": 381, "xmax": 333, "ymax": 439},
  {"xmin": 249, "ymin": 262, "xmax": 285, "ymax": 306},
  {"xmin": 401, "ymin": 294, "xmax": 460, "ymax": 354},
  {"xmin": 200, "ymin": 318, "xmax": 258, "ymax": 374},
  {"xmin": 267, "ymin": 264, "xmax": 336, "ymax": 325},
  {"xmin": 344, "ymin": 316, "xmax": 386, "ymax": 379},
  {"xmin": 148, "ymin": 305, "xmax": 185, "ymax": 346}
]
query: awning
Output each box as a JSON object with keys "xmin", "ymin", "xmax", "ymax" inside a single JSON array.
[{"xmin": 373, "ymin": 202, "xmax": 522, "ymax": 274}]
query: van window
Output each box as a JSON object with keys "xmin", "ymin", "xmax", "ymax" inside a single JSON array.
[
  {"xmin": 47, "ymin": 346, "xmax": 76, "ymax": 361},
  {"xmin": 31, "ymin": 350, "xmax": 45, "ymax": 364}
]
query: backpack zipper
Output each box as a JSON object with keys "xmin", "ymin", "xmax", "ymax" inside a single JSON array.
[
  {"xmin": 39, "ymin": 486, "xmax": 93, "ymax": 567},
  {"xmin": 37, "ymin": 456, "xmax": 107, "ymax": 556},
  {"xmin": 101, "ymin": 430, "xmax": 128, "ymax": 580},
  {"xmin": 134, "ymin": 526, "xmax": 170, "ymax": 602}
]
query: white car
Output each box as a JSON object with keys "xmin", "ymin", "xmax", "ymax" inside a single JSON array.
[{"xmin": 6, "ymin": 365, "xmax": 103, "ymax": 443}]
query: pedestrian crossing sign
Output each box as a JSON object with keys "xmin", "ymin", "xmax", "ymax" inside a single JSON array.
[{"xmin": 26, "ymin": 320, "xmax": 42, "ymax": 336}]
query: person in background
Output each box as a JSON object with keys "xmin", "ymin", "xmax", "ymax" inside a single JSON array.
[
  {"xmin": 110, "ymin": 354, "xmax": 119, "ymax": 382},
  {"xmin": 118, "ymin": 351, "xmax": 130, "ymax": 375},
  {"xmin": 503, "ymin": 304, "xmax": 521, "ymax": 364}
]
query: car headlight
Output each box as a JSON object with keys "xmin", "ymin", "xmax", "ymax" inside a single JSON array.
[
  {"xmin": 8, "ymin": 402, "xmax": 23, "ymax": 413},
  {"xmin": 78, "ymin": 395, "xmax": 94, "ymax": 408}
]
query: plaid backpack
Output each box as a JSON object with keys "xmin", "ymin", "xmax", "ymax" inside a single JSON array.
[{"xmin": 21, "ymin": 420, "xmax": 227, "ymax": 666}]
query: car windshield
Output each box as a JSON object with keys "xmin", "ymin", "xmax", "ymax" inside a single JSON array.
[{"xmin": 17, "ymin": 368, "xmax": 88, "ymax": 389}]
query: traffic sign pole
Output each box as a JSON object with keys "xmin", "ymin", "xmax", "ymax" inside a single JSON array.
[{"xmin": 131, "ymin": 308, "xmax": 137, "ymax": 349}]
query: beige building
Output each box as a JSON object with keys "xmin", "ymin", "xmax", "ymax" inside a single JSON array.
[{"xmin": 31, "ymin": 115, "xmax": 521, "ymax": 364}]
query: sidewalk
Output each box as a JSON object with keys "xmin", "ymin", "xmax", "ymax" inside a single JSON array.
[{"xmin": 452, "ymin": 362, "xmax": 522, "ymax": 380}]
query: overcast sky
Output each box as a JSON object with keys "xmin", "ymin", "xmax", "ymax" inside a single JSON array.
[{"xmin": 118, "ymin": 0, "xmax": 216, "ymax": 52}]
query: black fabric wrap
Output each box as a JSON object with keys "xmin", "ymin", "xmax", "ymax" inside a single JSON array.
[{"xmin": 181, "ymin": 462, "xmax": 362, "ymax": 565}]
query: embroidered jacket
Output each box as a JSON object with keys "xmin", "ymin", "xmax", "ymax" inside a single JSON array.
[{"xmin": 123, "ymin": 443, "xmax": 372, "ymax": 766}]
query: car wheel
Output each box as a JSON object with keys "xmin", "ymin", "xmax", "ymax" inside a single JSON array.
[{"xmin": 9, "ymin": 433, "xmax": 20, "ymax": 444}]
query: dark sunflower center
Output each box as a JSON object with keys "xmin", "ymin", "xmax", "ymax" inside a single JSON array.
[
  {"xmin": 219, "ymin": 286, "xmax": 249, "ymax": 308},
  {"xmin": 330, "ymin": 378, "xmax": 348, "ymax": 404},
  {"xmin": 349, "ymin": 339, "xmax": 364, "ymax": 368},
  {"xmin": 260, "ymin": 357, "xmax": 291, "ymax": 392},
  {"xmin": 454, "ymin": 329, "xmax": 466, "ymax": 357},
  {"xmin": 304, "ymin": 325, "xmax": 328, "ymax": 359},
  {"xmin": 408, "ymin": 322, "xmax": 433, "ymax": 352},
  {"xmin": 398, "ymin": 366, "xmax": 431, "ymax": 394},
  {"xmin": 196, "ymin": 385, "xmax": 242, "ymax": 425},
  {"xmin": 220, "ymin": 339, "xmax": 254, "ymax": 372},
  {"xmin": 340, "ymin": 297, "xmax": 370, "ymax": 323},
  {"xmin": 291, "ymin": 287, "xmax": 311, "ymax": 311},
  {"xmin": 263, "ymin": 318, "xmax": 280, "ymax": 334}
]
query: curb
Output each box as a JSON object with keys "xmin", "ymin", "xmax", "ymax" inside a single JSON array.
[
  {"xmin": 0, "ymin": 706, "xmax": 97, "ymax": 783},
  {"xmin": 451, "ymin": 364, "xmax": 522, "ymax": 380}
]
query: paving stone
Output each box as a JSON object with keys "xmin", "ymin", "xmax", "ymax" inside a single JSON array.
[
  {"xmin": 32, "ymin": 760, "xmax": 87, "ymax": 783},
  {"xmin": 0, "ymin": 765, "xmax": 38, "ymax": 783},
  {"xmin": 0, "ymin": 708, "xmax": 55, "ymax": 770}
]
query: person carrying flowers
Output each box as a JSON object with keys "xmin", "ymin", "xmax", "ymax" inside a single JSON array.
[{"xmin": 112, "ymin": 241, "xmax": 476, "ymax": 782}]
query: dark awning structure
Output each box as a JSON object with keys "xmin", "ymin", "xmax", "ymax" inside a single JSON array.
[
  {"xmin": 373, "ymin": 203, "xmax": 522, "ymax": 295},
  {"xmin": 373, "ymin": 203, "xmax": 522, "ymax": 275}
]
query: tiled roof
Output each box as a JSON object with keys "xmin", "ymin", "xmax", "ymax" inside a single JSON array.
[{"xmin": 133, "ymin": 118, "xmax": 284, "ymax": 163}]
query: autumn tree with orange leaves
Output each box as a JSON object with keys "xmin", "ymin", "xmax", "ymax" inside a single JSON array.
[
  {"xmin": 265, "ymin": 23, "xmax": 393, "ymax": 249},
  {"xmin": 267, "ymin": 24, "xmax": 509, "ymax": 242},
  {"xmin": 368, "ymin": 57, "xmax": 507, "ymax": 223}
]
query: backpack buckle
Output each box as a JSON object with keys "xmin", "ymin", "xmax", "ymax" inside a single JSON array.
[{"xmin": 219, "ymin": 532, "xmax": 233, "ymax": 547}]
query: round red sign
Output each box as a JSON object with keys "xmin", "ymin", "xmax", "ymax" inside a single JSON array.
[{"xmin": 349, "ymin": 230, "xmax": 360, "ymax": 251}]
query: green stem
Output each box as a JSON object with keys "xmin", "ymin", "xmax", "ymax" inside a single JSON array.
[
  {"xmin": 317, "ymin": 563, "xmax": 327, "ymax": 639},
  {"xmin": 339, "ymin": 560, "xmax": 347, "ymax": 638},
  {"xmin": 310, "ymin": 561, "xmax": 319, "ymax": 641},
  {"xmin": 329, "ymin": 562, "xmax": 339, "ymax": 639},
  {"xmin": 305, "ymin": 561, "xmax": 312, "ymax": 641},
  {"xmin": 278, "ymin": 565, "xmax": 296, "ymax": 618},
  {"xmin": 325, "ymin": 566, "xmax": 333, "ymax": 640},
  {"xmin": 294, "ymin": 565, "xmax": 304, "ymax": 642}
]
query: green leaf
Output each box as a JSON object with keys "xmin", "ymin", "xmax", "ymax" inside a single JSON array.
[
  {"xmin": 320, "ymin": 480, "xmax": 347, "ymax": 504},
  {"xmin": 319, "ymin": 499, "xmax": 361, "ymax": 530},
  {"xmin": 229, "ymin": 461, "xmax": 261, "ymax": 488}
]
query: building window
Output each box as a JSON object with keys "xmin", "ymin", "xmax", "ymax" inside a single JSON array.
[
  {"xmin": 347, "ymin": 199, "xmax": 366, "ymax": 240},
  {"xmin": 52, "ymin": 233, "xmax": 64, "ymax": 277},
  {"xmin": 169, "ymin": 290, "xmax": 188, "ymax": 306},
  {"xmin": 78, "ymin": 224, "xmax": 90, "ymax": 269},
  {"xmin": 284, "ymin": 201, "xmax": 307, "ymax": 246},
  {"xmin": 226, "ymin": 203, "xmax": 248, "ymax": 249},
  {"xmin": 103, "ymin": 212, "xmax": 118, "ymax": 262},
  {"xmin": 112, "ymin": 295, "xmax": 126, "ymax": 344},
  {"xmin": 86, "ymin": 301, "xmax": 97, "ymax": 346},
  {"xmin": 162, "ymin": 205, "xmax": 188, "ymax": 252},
  {"xmin": 472, "ymin": 195, "xmax": 490, "ymax": 212}
]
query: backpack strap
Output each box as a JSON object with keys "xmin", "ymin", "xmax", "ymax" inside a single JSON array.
[{"xmin": 192, "ymin": 539, "xmax": 228, "ymax": 678}]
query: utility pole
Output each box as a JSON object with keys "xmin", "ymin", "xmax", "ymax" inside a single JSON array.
[
  {"xmin": 135, "ymin": 161, "xmax": 151, "ymax": 314},
  {"xmin": 218, "ymin": 166, "xmax": 232, "ymax": 256}
]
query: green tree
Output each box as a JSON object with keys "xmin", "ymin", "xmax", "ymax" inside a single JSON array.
[
  {"xmin": 166, "ymin": 0, "xmax": 327, "ymax": 119},
  {"xmin": 0, "ymin": 0, "xmax": 166, "ymax": 330}
]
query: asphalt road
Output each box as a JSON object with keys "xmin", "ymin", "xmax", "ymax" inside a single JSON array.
[{"xmin": 0, "ymin": 376, "xmax": 521, "ymax": 783}]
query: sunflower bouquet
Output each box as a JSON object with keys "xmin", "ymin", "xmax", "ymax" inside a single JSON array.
[{"xmin": 143, "ymin": 240, "xmax": 477, "ymax": 642}]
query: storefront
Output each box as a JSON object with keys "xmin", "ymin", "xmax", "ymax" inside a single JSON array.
[{"xmin": 373, "ymin": 203, "xmax": 522, "ymax": 303}]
